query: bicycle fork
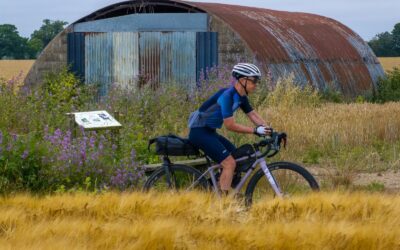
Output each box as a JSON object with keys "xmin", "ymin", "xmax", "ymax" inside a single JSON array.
[{"xmin": 260, "ymin": 160, "xmax": 283, "ymax": 197}]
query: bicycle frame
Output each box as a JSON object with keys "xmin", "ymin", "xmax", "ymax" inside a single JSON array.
[{"xmin": 187, "ymin": 150, "xmax": 283, "ymax": 197}]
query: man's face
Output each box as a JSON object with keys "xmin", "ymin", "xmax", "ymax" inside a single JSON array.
[{"xmin": 239, "ymin": 77, "xmax": 258, "ymax": 94}]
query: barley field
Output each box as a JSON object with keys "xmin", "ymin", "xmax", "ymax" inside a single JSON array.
[
  {"xmin": 378, "ymin": 57, "xmax": 400, "ymax": 71},
  {"xmin": 0, "ymin": 192, "xmax": 399, "ymax": 249},
  {"xmin": 0, "ymin": 60, "xmax": 35, "ymax": 81}
]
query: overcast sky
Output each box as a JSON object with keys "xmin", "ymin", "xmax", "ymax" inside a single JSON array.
[{"xmin": 1, "ymin": 0, "xmax": 398, "ymax": 41}]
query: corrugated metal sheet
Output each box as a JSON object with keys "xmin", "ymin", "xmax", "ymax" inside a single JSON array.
[
  {"xmin": 196, "ymin": 32, "xmax": 218, "ymax": 82},
  {"xmin": 67, "ymin": 32, "xmax": 85, "ymax": 80},
  {"xmin": 112, "ymin": 32, "xmax": 139, "ymax": 88},
  {"xmin": 85, "ymin": 33, "xmax": 113, "ymax": 95},
  {"xmin": 74, "ymin": 13, "xmax": 208, "ymax": 32},
  {"xmin": 83, "ymin": 32, "xmax": 139, "ymax": 92},
  {"xmin": 186, "ymin": 2, "xmax": 385, "ymax": 96},
  {"xmin": 139, "ymin": 32, "xmax": 196, "ymax": 88},
  {"xmin": 139, "ymin": 32, "xmax": 161, "ymax": 85}
]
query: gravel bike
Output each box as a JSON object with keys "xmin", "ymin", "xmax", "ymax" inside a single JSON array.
[{"xmin": 143, "ymin": 131, "xmax": 320, "ymax": 206}]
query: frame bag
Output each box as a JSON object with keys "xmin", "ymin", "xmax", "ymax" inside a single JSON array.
[{"xmin": 231, "ymin": 144, "xmax": 256, "ymax": 172}]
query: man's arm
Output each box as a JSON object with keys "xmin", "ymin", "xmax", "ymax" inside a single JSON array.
[
  {"xmin": 223, "ymin": 117, "xmax": 254, "ymax": 134},
  {"xmin": 246, "ymin": 110, "xmax": 267, "ymax": 126}
]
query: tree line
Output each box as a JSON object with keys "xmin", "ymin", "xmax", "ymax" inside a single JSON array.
[
  {"xmin": 368, "ymin": 23, "xmax": 400, "ymax": 57},
  {"xmin": 0, "ymin": 19, "xmax": 67, "ymax": 59}
]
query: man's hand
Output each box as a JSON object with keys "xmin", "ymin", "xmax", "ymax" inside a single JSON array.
[{"xmin": 253, "ymin": 125, "xmax": 272, "ymax": 136}]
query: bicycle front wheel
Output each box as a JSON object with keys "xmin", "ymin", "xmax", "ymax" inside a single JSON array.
[
  {"xmin": 245, "ymin": 161, "xmax": 319, "ymax": 206},
  {"xmin": 143, "ymin": 164, "xmax": 209, "ymax": 192}
]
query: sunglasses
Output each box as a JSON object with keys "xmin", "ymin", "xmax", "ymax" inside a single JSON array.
[{"xmin": 247, "ymin": 77, "xmax": 259, "ymax": 84}]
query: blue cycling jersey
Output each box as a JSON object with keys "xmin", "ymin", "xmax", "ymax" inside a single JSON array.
[{"xmin": 188, "ymin": 86, "xmax": 253, "ymax": 129}]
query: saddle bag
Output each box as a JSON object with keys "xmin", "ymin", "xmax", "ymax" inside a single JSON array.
[{"xmin": 148, "ymin": 134, "xmax": 200, "ymax": 157}]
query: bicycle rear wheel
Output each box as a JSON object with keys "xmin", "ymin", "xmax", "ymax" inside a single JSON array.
[
  {"xmin": 245, "ymin": 161, "xmax": 319, "ymax": 206},
  {"xmin": 143, "ymin": 164, "xmax": 209, "ymax": 192}
]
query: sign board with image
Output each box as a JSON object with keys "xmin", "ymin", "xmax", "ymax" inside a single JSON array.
[{"xmin": 73, "ymin": 110, "xmax": 122, "ymax": 130}]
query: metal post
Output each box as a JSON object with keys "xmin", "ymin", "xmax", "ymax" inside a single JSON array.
[
  {"xmin": 67, "ymin": 113, "xmax": 77, "ymax": 139},
  {"xmin": 113, "ymin": 111, "xmax": 121, "ymax": 151}
]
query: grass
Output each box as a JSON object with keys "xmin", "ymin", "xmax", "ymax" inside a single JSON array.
[
  {"xmin": 378, "ymin": 57, "xmax": 400, "ymax": 71},
  {"xmin": 0, "ymin": 191, "xmax": 399, "ymax": 249},
  {"xmin": 0, "ymin": 60, "xmax": 35, "ymax": 81}
]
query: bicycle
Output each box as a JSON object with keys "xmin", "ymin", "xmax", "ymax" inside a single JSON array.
[{"xmin": 143, "ymin": 131, "xmax": 320, "ymax": 206}]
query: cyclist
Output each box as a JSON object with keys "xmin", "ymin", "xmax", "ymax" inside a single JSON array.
[{"xmin": 188, "ymin": 63, "xmax": 272, "ymax": 195}]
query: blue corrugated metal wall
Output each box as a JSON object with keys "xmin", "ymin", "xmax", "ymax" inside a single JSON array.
[
  {"xmin": 85, "ymin": 33, "xmax": 113, "ymax": 95},
  {"xmin": 67, "ymin": 33, "xmax": 85, "ymax": 80},
  {"xmin": 196, "ymin": 32, "xmax": 218, "ymax": 82},
  {"xmin": 67, "ymin": 31, "xmax": 218, "ymax": 93},
  {"xmin": 170, "ymin": 32, "xmax": 196, "ymax": 86},
  {"xmin": 113, "ymin": 32, "xmax": 139, "ymax": 88}
]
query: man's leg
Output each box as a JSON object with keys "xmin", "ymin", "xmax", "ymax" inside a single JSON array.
[
  {"xmin": 189, "ymin": 128, "xmax": 236, "ymax": 192},
  {"xmin": 216, "ymin": 134, "xmax": 237, "ymax": 192},
  {"xmin": 219, "ymin": 155, "xmax": 236, "ymax": 192}
]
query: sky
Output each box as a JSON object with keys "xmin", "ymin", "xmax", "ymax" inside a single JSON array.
[{"xmin": 0, "ymin": 0, "xmax": 399, "ymax": 41}]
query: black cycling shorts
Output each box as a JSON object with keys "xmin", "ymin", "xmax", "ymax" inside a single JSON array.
[{"xmin": 189, "ymin": 127, "xmax": 236, "ymax": 164}]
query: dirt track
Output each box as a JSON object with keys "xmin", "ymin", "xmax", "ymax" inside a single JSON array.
[{"xmin": 307, "ymin": 166, "xmax": 400, "ymax": 191}]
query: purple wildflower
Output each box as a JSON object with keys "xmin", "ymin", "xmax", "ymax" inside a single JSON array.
[
  {"xmin": 11, "ymin": 133, "xmax": 18, "ymax": 141},
  {"xmin": 89, "ymin": 133, "xmax": 96, "ymax": 148},
  {"xmin": 21, "ymin": 150, "xmax": 29, "ymax": 160}
]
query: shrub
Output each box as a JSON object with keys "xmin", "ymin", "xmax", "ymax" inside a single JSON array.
[
  {"xmin": 267, "ymin": 74, "xmax": 321, "ymax": 110},
  {"xmin": 320, "ymin": 86, "xmax": 345, "ymax": 103},
  {"xmin": 373, "ymin": 67, "xmax": 400, "ymax": 102}
]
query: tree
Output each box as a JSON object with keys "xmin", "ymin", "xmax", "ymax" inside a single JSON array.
[
  {"xmin": 29, "ymin": 19, "xmax": 68, "ymax": 57},
  {"xmin": 0, "ymin": 24, "xmax": 30, "ymax": 59},
  {"xmin": 368, "ymin": 32, "xmax": 395, "ymax": 57},
  {"xmin": 27, "ymin": 37, "xmax": 43, "ymax": 58},
  {"xmin": 368, "ymin": 22, "xmax": 400, "ymax": 57},
  {"xmin": 392, "ymin": 23, "xmax": 400, "ymax": 56}
]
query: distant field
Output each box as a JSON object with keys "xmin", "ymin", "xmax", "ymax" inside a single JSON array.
[
  {"xmin": 0, "ymin": 60, "xmax": 35, "ymax": 81},
  {"xmin": 378, "ymin": 57, "xmax": 400, "ymax": 71},
  {"xmin": 0, "ymin": 58, "xmax": 398, "ymax": 81}
]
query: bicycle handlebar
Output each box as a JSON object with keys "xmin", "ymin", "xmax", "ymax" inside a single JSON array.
[{"xmin": 253, "ymin": 130, "xmax": 287, "ymax": 158}]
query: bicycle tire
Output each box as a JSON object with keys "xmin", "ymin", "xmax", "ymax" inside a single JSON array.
[
  {"xmin": 245, "ymin": 161, "xmax": 319, "ymax": 206},
  {"xmin": 143, "ymin": 164, "xmax": 210, "ymax": 192}
]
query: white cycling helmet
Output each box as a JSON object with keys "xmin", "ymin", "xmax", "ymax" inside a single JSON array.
[{"xmin": 232, "ymin": 63, "xmax": 262, "ymax": 81}]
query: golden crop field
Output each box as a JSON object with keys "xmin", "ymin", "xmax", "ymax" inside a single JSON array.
[
  {"xmin": 378, "ymin": 57, "xmax": 400, "ymax": 71},
  {"xmin": 0, "ymin": 58, "xmax": 398, "ymax": 81},
  {"xmin": 0, "ymin": 192, "xmax": 399, "ymax": 249},
  {"xmin": 0, "ymin": 60, "xmax": 35, "ymax": 81}
]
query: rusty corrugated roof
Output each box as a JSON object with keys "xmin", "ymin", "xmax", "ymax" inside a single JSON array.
[{"xmin": 183, "ymin": 2, "xmax": 384, "ymax": 95}]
